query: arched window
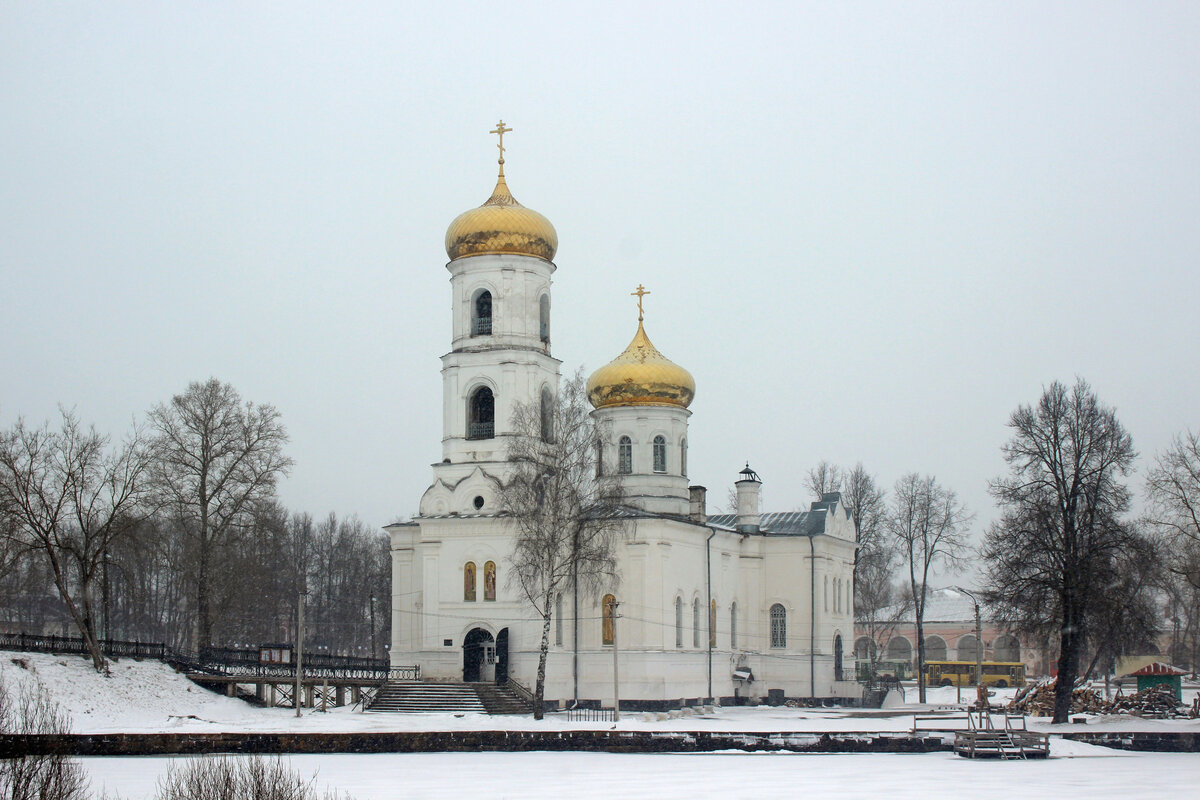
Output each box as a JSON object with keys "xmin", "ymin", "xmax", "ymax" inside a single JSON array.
[
  {"xmin": 484, "ymin": 561, "xmax": 496, "ymax": 601},
  {"xmin": 472, "ymin": 289, "xmax": 492, "ymax": 336},
  {"xmin": 540, "ymin": 387, "xmax": 554, "ymax": 443},
  {"xmin": 463, "ymin": 562, "xmax": 476, "ymax": 602},
  {"xmin": 539, "ymin": 294, "xmax": 550, "ymax": 343},
  {"xmin": 692, "ymin": 598, "xmax": 701, "ymax": 648},
  {"xmin": 834, "ymin": 634, "xmax": 844, "ymax": 679},
  {"xmin": 468, "ymin": 386, "xmax": 494, "ymax": 440},
  {"xmin": 618, "ymin": 436, "xmax": 632, "ymax": 474},
  {"xmin": 824, "ymin": 576, "xmax": 829, "ymax": 612},
  {"xmin": 709, "ymin": 599, "xmax": 717, "ymax": 647},
  {"xmin": 834, "ymin": 578, "xmax": 840, "ymax": 614},
  {"xmin": 595, "ymin": 439, "xmax": 604, "ymax": 477},
  {"xmin": 602, "ymin": 594, "xmax": 616, "ymax": 646},
  {"xmin": 675, "ymin": 597, "xmax": 683, "ymax": 648},
  {"xmin": 555, "ymin": 593, "xmax": 563, "ymax": 647},
  {"xmin": 680, "ymin": 438, "xmax": 687, "ymax": 477},
  {"xmin": 653, "ymin": 435, "xmax": 667, "ymax": 473},
  {"xmin": 730, "ymin": 602, "xmax": 738, "ymax": 649},
  {"xmin": 770, "ymin": 604, "xmax": 786, "ymax": 648}
]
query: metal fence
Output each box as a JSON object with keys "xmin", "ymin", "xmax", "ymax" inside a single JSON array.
[
  {"xmin": 0, "ymin": 631, "xmax": 418, "ymax": 682},
  {"xmin": 0, "ymin": 632, "xmax": 167, "ymax": 660}
]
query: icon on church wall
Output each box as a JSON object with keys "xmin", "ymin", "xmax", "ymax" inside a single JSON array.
[
  {"xmin": 464, "ymin": 561, "xmax": 477, "ymax": 602},
  {"xmin": 484, "ymin": 560, "xmax": 496, "ymax": 601}
]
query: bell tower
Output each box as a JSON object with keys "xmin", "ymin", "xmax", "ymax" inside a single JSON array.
[{"xmin": 419, "ymin": 122, "xmax": 562, "ymax": 516}]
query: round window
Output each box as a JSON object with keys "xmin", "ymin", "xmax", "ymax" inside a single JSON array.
[{"xmin": 473, "ymin": 495, "xmax": 485, "ymax": 510}]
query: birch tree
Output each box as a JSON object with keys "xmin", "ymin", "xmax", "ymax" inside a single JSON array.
[{"xmin": 501, "ymin": 371, "xmax": 625, "ymax": 718}]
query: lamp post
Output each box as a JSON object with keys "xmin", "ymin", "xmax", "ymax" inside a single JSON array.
[
  {"xmin": 295, "ymin": 590, "xmax": 308, "ymax": 718},
  {"xmin": 954, "ymin": 586, "xmax": 985, "ymax": 708}
]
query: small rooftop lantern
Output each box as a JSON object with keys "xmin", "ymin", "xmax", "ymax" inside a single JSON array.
[{"xmin": 738, "ymin": 463, "xmax": 761, "ymax": 483}]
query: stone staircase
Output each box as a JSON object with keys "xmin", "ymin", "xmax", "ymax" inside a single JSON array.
[{"xmin": 367, "ymin": 680, "xmax": 529, "ymax": 715}]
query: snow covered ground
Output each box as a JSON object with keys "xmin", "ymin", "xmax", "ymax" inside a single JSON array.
[
  {"xmin": 5, "ymin": 651, "xmax": 1198, "ymax": 735},
  {"xmin": 4, "ymin": 651, "xmax": 1200, "ymax": 799}
]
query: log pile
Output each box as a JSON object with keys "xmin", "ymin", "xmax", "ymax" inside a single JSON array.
[
  {"xmin": 1108, "ymin": 684, "xmax": 1189, "ymax": 718},
  {"xmin": 1006, "ymin": 679, "xmax": 1189, "ymax": 718}
]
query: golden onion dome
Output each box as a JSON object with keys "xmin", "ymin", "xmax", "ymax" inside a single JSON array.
[
  {"xmin": 445, "ymin": 151, "xmax": 557, "ymax": 262},
  {"xmin": 587, "ymin": 315, "xmax": 695, "ymax": 410}
]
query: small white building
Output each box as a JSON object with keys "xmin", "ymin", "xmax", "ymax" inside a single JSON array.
[{"xmin": 387, "ymin": 134, "xmax": 859, "ymax": 708}]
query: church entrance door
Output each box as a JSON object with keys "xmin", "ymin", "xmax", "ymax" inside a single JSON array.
[
  {"xmin": 496, "ymin": 628, "xmax": 509, "ymax": 684},
  {"xmin": 462, "ymin": 627, "xmax": 495, "ymax": 682}
]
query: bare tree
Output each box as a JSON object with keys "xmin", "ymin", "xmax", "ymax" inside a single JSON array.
[
  {"xmin": 854, "ymin": 546, "xmax": 910, "ymax": 678},
  {"xmin": 0, "ymin": 411, "xmax": 151, "ymax": 670},
  {"xmin": 1145, "ymin": 429, "xmax": 1200, "ymax": 674},
  {"xmin": 982, "ymin": 379, "xmax": 1137, "ymax": 723},
  {"xmin": 805, "ymin": 460, "xmax": 843, "ymax": 499},
  {"xmin": 889, "ymin": 473, "xmax": 971, "ymax": 702},
  {"xmin": 501, "ymin": 370, "xmax": 626, "ymax": 718},
  {"xmin": 1146, "ymin": 429, "xmax": 1200, "ymax": 546},
  {"xmin": 0, "ymin": 667, "xmax": 90, "ymax": 800},
  {"xmin": 149, "ymin": 378, "xmax": 292, "ymax": 650}
]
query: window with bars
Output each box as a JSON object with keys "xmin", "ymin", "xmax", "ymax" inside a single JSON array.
[
  {"xmin": 618, "ymin": 436, "xmax": 632, "ymax": 474},
  {"xmin": 653, "ymin": 435, "xmax": 667, "ymax": 473},
  {"xmin": 770, "ymin": 604, "xmax": 786, "ymax": 648},
  {"xmin": 467, "ymin": 387, "xmax": 495, "ymax": 440},
  {"xmin": 472, "ymin": 290, "xmax": 492, "ymax": 336}
]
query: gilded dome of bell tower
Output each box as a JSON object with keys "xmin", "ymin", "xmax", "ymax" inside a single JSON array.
[
  {"xmin": 445, "ymin": 121, "xmax": 558, "ymax": 262},
  {"xmin": 587, "ymin": 285, "xmax": 696, "ymax": 410}
]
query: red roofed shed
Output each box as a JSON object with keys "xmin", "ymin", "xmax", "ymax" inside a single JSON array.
[{"xmin": 1129, "ymin": 662, "xmax": 1186, "ymax": 699}]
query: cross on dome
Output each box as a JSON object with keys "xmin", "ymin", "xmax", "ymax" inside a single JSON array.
[
  {"xmin": 631, "ymin": 284, "xmax": 651, "ymax": 321},
  {"xmin": 491, "ymin": 120, "xmax": 512, "ymax": 174}
]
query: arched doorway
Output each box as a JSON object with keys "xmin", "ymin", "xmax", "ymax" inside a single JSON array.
[
  {"xmin": 496, "ymin": 628, "xmax": 509, "ymax": 684},
  {"xmin": 462, "ymin": 627, "xmax": 495, "ymax": 682}
]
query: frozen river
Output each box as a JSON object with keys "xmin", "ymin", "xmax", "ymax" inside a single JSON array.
[{"xmin": 81, "ymin": 746, "xmax": 1200, "ymax": 800}]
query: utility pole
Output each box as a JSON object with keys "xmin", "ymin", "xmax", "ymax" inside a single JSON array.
[
  {"xmin": 612, "ymin": 600, "xmax": 620, "ymax": 722},
  {"xmin": 295, "ymin": 591, "xmax": 306, "ymax": 717}
]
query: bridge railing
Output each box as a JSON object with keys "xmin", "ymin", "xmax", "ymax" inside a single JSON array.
[
  {"xmin": 0, "ymin": 632, "xmax": 167, "ymax": 660},
  {"xmin": 1, "ymin": 631, "xmax": 418, "ymax": 682}
]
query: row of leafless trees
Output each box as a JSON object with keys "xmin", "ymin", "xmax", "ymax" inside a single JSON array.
[
  {"xmin": 0, "ymin": 379, "xmax": 389, "ymax": 671},
  {"xmin": 825, "ymin": 379, "xmax": 1200, "ymax": 722}
]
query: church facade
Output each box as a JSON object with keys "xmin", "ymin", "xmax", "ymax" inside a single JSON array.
[{"xmin": 387, "ymin": 126, "xmax": 859, "ymax": 708}]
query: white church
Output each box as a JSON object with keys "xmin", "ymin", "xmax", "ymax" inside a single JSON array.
[{"xmin": 387, "ymin": 125, "xmax": 860, "ymax": 709}]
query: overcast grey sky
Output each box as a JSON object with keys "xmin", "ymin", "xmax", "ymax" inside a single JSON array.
[{"xmin": 3, "ymin": 2, "xmax": 1198, "ymax": 557}]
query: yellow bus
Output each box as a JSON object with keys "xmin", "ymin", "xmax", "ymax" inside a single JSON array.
[{"xmin": 924, "ymin": 660, "xmax": 1026, "ymax": 688}]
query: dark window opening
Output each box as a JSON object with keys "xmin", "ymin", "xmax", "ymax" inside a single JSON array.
[
  {"xmin": 472, "ymin": 290, "xmax": 492, "ymax": 336},
  {"xmin": 540, "ymin": 387, "xmax": 554, "ymax": 443},
  {"xmin": 539, "ymin": 294, "xmax": 550, "ymax": 343},
  {"xmin": 468, "ymin": 386, "xmax": 495, "ymax": 439}
]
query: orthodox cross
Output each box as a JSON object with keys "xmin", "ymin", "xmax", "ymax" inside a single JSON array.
[
  {"xmin": 631, "ymin": 284, "xmax": 650, "ymax": 321},
  {"xmin": 491, "ymin": 120, "xmax": 512, "ymax": 168}
]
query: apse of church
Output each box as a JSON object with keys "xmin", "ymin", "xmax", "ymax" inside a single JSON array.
[{"xmin": 386, "ymin": 123, "xmax": 859, "ymax": 709}]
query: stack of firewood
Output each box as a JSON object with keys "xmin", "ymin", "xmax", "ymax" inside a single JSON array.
[
  {"xmin": 1006, "ymin": 680, "xmax": 1106, "ymax": 716},
  {"xmin": 1007, "ymin": 679, "xmax": 1189, "ymax": 717},
  {"xmin": 1108, "ymin": 684, "xmax": 1188, "ymax": 718}
]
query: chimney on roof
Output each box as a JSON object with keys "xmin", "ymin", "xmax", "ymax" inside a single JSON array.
[
  {"xmin": 734, "ymin": 463, "xmax": 761, "ymax": 533},
  {"xmin": 689, "ymin": 485, "xmax": 707, "ymax": 524}
]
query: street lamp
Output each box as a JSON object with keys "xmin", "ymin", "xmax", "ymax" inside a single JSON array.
[{"xmin": 954, "ymin": 586, "xmax": 985, "ymax": 708}]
